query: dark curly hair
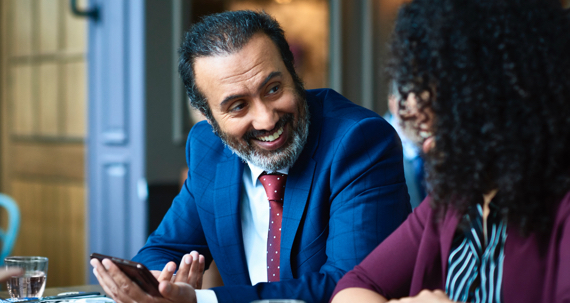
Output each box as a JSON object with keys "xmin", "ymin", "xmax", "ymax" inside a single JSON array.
[
  {"xmin": 178, "ymin": 10, "xmax": 304, "ymax": 123},
  {"xmin": 388, "ymin": 0, "xmax": 570, "ymax": 234}
]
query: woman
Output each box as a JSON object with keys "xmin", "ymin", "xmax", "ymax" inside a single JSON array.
[{"xmin": 331, "ymin": 0, "xmax": 570, "ymax": 302}]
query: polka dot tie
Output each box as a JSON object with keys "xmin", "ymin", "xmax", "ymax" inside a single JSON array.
[{"xmin": 259, "ymin": 172, "xmax": 287, "ymax": 282}]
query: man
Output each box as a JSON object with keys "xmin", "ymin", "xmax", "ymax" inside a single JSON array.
[
  {"xmin": 384, "ymin": 81, "xmax": 426, "ymax": 209},
  {"xmin": 91, "ymin": 10, "xmax": 410, "ymax": 303}
]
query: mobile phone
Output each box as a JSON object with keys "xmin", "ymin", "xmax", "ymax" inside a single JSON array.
[{"xmin": 90, "ymin": 253, "xmax": 162, "ymax": 297}]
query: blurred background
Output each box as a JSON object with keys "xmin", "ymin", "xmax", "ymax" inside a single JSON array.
[{"xmin": 0, "ymin": 0, "xmax": 568, "ymax": 288}]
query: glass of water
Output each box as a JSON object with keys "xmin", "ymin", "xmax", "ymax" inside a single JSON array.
[{"xmin": 4, "ymin": 256, "xmax": 49, "ymax": 298}]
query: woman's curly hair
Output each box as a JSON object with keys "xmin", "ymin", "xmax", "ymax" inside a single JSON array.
[{"xmin": 388, "ymin": 0, "xmax": 570, "ymax": 234}]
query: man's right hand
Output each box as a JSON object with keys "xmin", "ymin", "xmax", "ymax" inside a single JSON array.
[
  {"xmin": 91, "ymin": 258, "xmax": 198, "ymax": 303},
  {"xmin": 151, "ymin": 251, "xmax": 206, "ymax": 289}
]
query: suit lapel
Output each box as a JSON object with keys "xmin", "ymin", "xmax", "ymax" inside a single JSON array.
[
  {"xmin": 213, "ymin": 153, "xmax": 251, "ymax": 285},
  {"xmin": 280, "ymin": 92, "xmax": 322, "ymax": 280},
  {"xmin": 439, "ymin": 209, "xmax": 460, "ymax": 286},
  {"xmin": 280, "ymin": 157, "xmax": 316, "ymax": 280}
]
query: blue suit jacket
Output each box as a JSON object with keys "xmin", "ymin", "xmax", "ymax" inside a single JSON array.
[{"xmin": 133, "ymin": 89, "xmax": 411, "ymax": 303}]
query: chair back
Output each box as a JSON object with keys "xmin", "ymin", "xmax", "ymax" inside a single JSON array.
[{"xmin": 0, "ymin": 194, "xmax": 20, "ymax": 264}]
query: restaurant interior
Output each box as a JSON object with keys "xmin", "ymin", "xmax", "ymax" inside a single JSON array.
[{"xmin": 0, "ymin": 0, "xmax": 569, "ymax": 289}]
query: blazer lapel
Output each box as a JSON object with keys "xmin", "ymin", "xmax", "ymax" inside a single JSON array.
[
  {"xmin": 280, "ymin": 93, "xmax": 322, "ymax": 280},
  {"xmin": 213, "ymin": 154, "xmax": 251, "ymax": 285},
  {"xmin": 439, "ymin": 209, "xmax": 460, "ymax": 286},
  {"xmin": 280, "ymin": 157, "xmax": 316, "ymax": 280}
]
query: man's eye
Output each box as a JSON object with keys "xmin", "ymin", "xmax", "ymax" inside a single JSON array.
[
  {"xmin": 229, "ymin": 102, "xmax": 245, "ymax": 112},
  {"xmin": 268, "ymin": 84, "xmax": 280, "ymax": 94}
]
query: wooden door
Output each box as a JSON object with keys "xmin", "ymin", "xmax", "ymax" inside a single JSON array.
[{"xmin": 0, "ymin": 0, "xmax": 87, "ymax": 287}]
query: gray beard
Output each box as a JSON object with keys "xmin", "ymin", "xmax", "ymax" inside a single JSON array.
[{"xmin": 213, "ymin": 99, "xmax": 310, "ymax": 172}]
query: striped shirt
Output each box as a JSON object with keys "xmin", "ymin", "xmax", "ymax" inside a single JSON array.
[{"xmin": 446, "ymin": 203, "xmax": 507, "ymax": 303}]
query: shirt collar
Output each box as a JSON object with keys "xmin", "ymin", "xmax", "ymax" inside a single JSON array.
[
  {"xmin": 247, "ymin": 161, "xmax": 290, "ymax": 186},
  {"xmin": 389, "ymin": 114, "xmax": 420, "ymax": 160}
]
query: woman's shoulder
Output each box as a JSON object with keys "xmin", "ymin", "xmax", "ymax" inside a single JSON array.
[{"xmin": 410, "ymin": 197, "xmax": 461, "ymax": 235}]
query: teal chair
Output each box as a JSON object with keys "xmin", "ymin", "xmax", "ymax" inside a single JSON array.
[{"xmin": 0, "ymin": 194, "xmax": 20, "ymax": 265}]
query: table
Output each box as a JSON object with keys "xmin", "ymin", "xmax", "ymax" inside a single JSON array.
[{"xmin": 0, "ymin": 284, "xmax": 106, "ymax": 300}]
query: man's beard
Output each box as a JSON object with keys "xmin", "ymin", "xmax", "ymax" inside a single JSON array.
[
  {"xmin": 212, "ymin": 95, "xmax": 310, "ymax": 171},
  {"xmin": 398, "ymin": 117, "xmax": 426, "ymax": 148}
]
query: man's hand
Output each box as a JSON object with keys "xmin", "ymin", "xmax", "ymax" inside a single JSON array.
[
  {"xmin": 387, "ymin": 290, "xmax": 455, "ymax": 303},
  {"xmin": 150, "ymin": 251, "xmax": 205, "ymax": 289},
  {"xmin": 0, "ymin": 268, "xmax": 24, "ymax": 282},
  {"xmin": 91, "ymin": 258, "xmax": 197, "ymax": 303}
]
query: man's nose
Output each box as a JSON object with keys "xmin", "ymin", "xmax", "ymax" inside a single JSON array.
[{"xmin": 251, "ymin": 102, "xmax": 278, "ymax": 131}]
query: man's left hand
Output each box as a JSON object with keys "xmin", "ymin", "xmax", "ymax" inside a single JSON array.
[
  {"xmin": 91, "ymin": 258, "xmax": 197, "ymax": 303},
  {"xmin": 155, "ymin": 251, "xmax": 205, "ymax": 289}
]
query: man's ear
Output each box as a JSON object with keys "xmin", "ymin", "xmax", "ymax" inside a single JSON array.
[
  {"xmin": 188, "ymin": 102, "xmax": 208, "ymax": 125},
  {"xmin": 197, "ymin": 107, "xmax": 211, "ymax": 125}
]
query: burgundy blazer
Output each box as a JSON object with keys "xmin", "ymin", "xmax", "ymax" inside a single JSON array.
[{"xmin": 332, "ymin": 191, "xmax": 570, "ymax": 303}]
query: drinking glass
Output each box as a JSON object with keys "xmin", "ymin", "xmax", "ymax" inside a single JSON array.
[{"xmin": 4, "ymin": 256, "xmax": 49, "ymax": 298}]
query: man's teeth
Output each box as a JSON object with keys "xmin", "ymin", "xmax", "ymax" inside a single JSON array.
[
  {"xmin": 257, "ymin": 127, "xmax": 284, "ymax": 142},
  {"xmin": 419, "ymin": 130, "xmax": 433, "ymax": 139}
]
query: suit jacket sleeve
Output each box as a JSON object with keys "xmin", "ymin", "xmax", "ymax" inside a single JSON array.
[
  {"xmin": 132, "ymin": 125, "xmax": 212, "ymax": 269},
  {"xmin": 212, "ymin": 116, "xmax": 412, "ymax": 303}
]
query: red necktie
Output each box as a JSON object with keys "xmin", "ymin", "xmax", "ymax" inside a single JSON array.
[{"xmin": 258, "ymin": 172, "xmax": 287, "ymax": 282}]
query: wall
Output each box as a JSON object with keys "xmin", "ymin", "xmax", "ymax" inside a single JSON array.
[
  {"xmin": 0, "ymin": 0, "xmax": 87, "ymax": 286},
  {"xmin": 229, "ymin": 0, "xmax": 329, "ymax": 90},
  {"xmin": 145, "ymin": 0, "xmax": 188, "ymax": 186}
]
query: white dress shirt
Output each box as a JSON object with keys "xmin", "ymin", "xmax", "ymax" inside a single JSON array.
[{"xmin": 195, "ymin": 162, "xmax": 289, "ymax": 303}]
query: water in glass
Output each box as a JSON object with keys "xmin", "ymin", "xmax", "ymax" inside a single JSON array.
[{"xmin": 6, "ymin": 271, "xmax": 47, "ymax": 298}]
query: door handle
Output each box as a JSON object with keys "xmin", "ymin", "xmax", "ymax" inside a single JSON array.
[{"xmin": 70, "ymin": 0, "xmax": 99, "ymax": 20}]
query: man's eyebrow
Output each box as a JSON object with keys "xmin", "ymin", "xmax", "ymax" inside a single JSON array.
[
  {"xmin": 219, "ymin": 71, "xmax": 283, "ymax": 108},
  {"xmin": 220, "ymin": 93, "xmax": 248, "ymax": 108},
  {"xmin": 257, "ymin": 71, "xmax": 282, "ymax": 92}
]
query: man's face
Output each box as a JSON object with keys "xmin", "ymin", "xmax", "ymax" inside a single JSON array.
[
  {"xmin": 194, "ymin": 33, "xmax": 309, "ymax": 171},
  {"xmin": 399, "ymin": 91, "xmax": 435, "ymax": 153}
]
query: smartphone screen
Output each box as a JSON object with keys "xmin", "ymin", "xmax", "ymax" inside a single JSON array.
[{"xmin": 90, "ymin": 253, "xmax": 162, "ymax": 297}]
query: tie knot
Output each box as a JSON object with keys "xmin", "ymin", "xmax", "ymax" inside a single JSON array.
[{"xmin": 259, "ymin": 173, "xmax": 287, "ymax": 202}]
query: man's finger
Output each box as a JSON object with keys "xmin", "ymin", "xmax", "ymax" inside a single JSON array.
[
  {"xmin": 159, "ymin": 281, "xmax": 197, "ymax": 303},
  {"xmin": 195, "ymin": 255, "xmax": 205, "ymax": 289},
  {"xmin": 92, "ymin": 266, "xmax": 127, "ymax": 303},
  {"xmin": 90, "ymin": 259, "xmax": 129, "ymax": 303},
  {"xmin": 97, "ymin": 259, "xmax": 154, "ymax": 303},
  {"xmin": 174, "ymin": 254, "xmax": 193, "ymax": 283},
  {"xmin": 187, "ymin": 252, "xmax": 204, "ymax": 289},
  {"xmin": 157, "ymin": 262, "xmax": 176, "ymax": 282},
  {"xmin": 150, "ymin": 270, "xmax": 161, "ymax": 279}
]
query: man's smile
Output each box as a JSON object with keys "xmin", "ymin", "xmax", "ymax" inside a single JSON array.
[
  {"xmin": 252, "ymin": 123, "xmax": 290, "ymax": 151},
  {"xmin": 195, "ymin": 33, "xmax": 309, "ymax": 171},
  {"xmin": 256, "ymin": 126, "xmax": 284, "ymax": 142}
]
